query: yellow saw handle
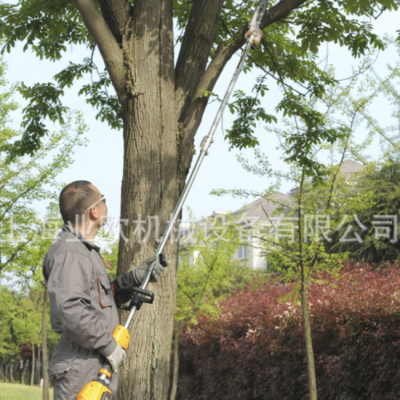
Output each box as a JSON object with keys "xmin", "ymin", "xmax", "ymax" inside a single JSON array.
[
  {"xmin": 77, "ymin": 381, "xmax": 112, "ymax": 400},
  {"xmin": 76, "ymin": 325, "xmax": 130, "ymax": 399}
]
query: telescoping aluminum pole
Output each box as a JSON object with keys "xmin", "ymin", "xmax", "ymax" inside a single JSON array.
[{"xmin": 124, "ymin": 0, "xmax": 269, "ymax": 328}]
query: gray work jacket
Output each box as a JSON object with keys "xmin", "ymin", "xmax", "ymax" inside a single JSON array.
[
  {"xmin": 43, "ymin": 225, "xmax": 119, "ymax": 390},
  {"xmin": 43, "ymin": 224, "xmax": 141, "ymax": 399},
  {"xmin": 43, "ymin": 224, "xmax": 119, "ymax": 357}
]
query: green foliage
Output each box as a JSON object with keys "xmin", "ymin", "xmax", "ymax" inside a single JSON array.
[
  {"xmin": 226, "ymin": 87, "xmax": 277, "ymax": 149},
  {"xmin": 0, "ymin": 57, "xmax": 87, "ymax": 276},
  {"xmin": 0, "ymin": 118, "xmax": 87, "ymax": 275},
  {"xmin": 176, "ymin": 213, "xmax": 254, "ymax": 326},
  {"xmin": 0, "ymin": 0, "xmax": 398, "ymax": 156},
  {"xmin": 0, "ymin": 203, "xmax": 64, "ymax": 364},
  {"xmin": 0, "ymin": 0, "xmax": 120, "ymax": 156},
  {"xmin": 0, "ymin": 0, "xmax": 89, "ymax": 60},
  {"xmin": 277, "ymin": 93, "xmax": 349, "ymax": 179},
  {"xmin": 78, "ymin": 73, "xmax": 122, "ymax": 130},
  {"xmin": 0, "ymin": 286, "xmax": 18, "ymax": 363},
  {"xmin": 0, "ymin": 60, "xmax": 84, "ymax": 363},
  {"xmin": 99, "ymin": 235, "xmax": 118, "ymax": 281},
  {"xmin": 221, "ymin": 0, "xmax": 396, "ymax": 151},
  {"xmin": 262, "ymin": 173, "xmax": 348, "ymax": 283},
  {"xmin": 296, "ymin": 1, "xmax": 388, "ymax": 56},
  {"xmin": 216, "ymin": 55, "xmax": 400, "ymax": 284},
  {"xmin": 5, "ymin": 82, "xmax": 68, "ymax": 157},
  {"xmin": 327, "ymin": 157, "xmax": 400, "ymax": 262},
  {"xmin": 0, "ymin": 284, "xmax": 60, "ymax": 365}
]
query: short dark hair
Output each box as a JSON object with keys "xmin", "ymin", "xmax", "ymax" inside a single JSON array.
[{"xmin": 59, "ymin": 181, "xmax": 98, "ymax": 223}]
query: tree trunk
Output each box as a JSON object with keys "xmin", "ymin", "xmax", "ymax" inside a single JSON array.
[
  {"xmin": 37, "ymin": 344, "xmax": 41, "ymax": 386},
  {"xmin": 9, "ymin": 362, "xmax": 13, "ymax": 383},
  {"xmin": 298, "ymin": 171, "xmax": 317, "ymax": 400},
  {"xmin": 116, "ymin": 2, "xmax": 179, "ymax": 400},
  {"xmin": 41, "ymin": 288, "xmax": 50, "ymax": 400},
  {"xmin": 30, "ymin": 344, "xmax": 35, "ymax": 386},
  {"xmin": 169, "ymin": 322, "xmax": 180, "ymax": 400},
  {"xmin": 19, "ymin": 359, "xmax": 24, "ymax": 384},
  {"xmin": 300, "ymin": 284, "xmax": 317, "ymax": 400}
]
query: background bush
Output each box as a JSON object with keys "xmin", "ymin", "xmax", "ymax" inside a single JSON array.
[{"xmin": 178, "ymin": 263, "xmax": 400, "ymax": 400}]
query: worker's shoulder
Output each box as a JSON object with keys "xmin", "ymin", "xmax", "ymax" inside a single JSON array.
[{"xmin": 44, "ymin": 230, "xmax": 91, "ymax": 262}]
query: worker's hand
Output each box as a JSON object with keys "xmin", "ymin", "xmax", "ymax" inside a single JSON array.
[
  {"xmin": 106, "ymin": 343, "xmax": 126, "ymax": 373},
  {"xmin": 134, "ymin": 254, "xmax": 169, "ymax": 283}
]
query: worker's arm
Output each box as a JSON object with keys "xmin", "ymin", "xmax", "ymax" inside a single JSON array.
[
  {"xmin": 111, "ymin": 255, "xmax": 168, "ymax": 291},
  {"xmin": 47, "ymin": 250, "xmax": 117, "ymax": 358}
]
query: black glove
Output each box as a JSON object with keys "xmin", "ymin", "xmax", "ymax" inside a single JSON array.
[
  {"xmin": 133, "ymin": 254, "xmax": 169, "ymax": 283},
  {"xmin": 113, "ymin": 254, "xmax": 169, "ymax": 307}
]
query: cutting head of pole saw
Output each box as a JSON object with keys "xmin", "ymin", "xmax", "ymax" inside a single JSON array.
[{"xmin": 245, "ymin": 25, "xmax": 263, "ymax": 46}]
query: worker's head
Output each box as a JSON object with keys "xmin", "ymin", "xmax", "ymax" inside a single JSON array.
[{"xmin": 59, "ymin": 181, "xmax": 107, "ymax": 229}]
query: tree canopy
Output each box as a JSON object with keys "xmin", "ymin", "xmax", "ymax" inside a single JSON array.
[{"xmin": 0, "ymin": 0, "xmax": 398, "ymax": 158}]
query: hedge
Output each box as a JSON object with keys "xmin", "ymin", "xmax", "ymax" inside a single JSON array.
[{"xmin": 178, "ymin": 263, "xmax": 400, "ymax": 400}]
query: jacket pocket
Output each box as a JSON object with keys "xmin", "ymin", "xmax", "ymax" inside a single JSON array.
[
  {"xmin": 49, "ymin": 361, "xmax": 72, "ymax": 385},
  {"xmin": 49, "ymin": 357, "xmax": 85, "ymax": 396},
  {"xmin": 97, "ymin": 275, "xmax": 113, "ymax": 309}
]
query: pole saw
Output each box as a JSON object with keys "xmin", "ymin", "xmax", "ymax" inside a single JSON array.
[{"xmin": 77, "ymin": 1, "xmax": 269, "ymax": 398}]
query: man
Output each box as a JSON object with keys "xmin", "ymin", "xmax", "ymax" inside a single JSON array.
[{"xmin": 43, "ymin": 181, "xmax": 167, "ymax": 400}]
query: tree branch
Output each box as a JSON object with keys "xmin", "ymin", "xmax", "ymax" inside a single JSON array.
[
  {"xmin": 177, "ymin": 284, "xmax": 196, "ymax": 306},
  {"xmin": 175, "ymin": 0, "xmax": 225, "ymax": 121},
  {"xmin": 248, "ymin": 53, "xmax": 305, "ymax": 95},
  {"xmin": 260, "ymin": 0, "xmax": 311, "ymax": 30},
  {"xmin": 0, "ymin": 179, "xmax": 43, "ymax": 223},
  {"xmin": 97, "ymin": 0, "xmax": 131, "ymax": 44},
  {"xmin": 179, "ymin": 0, "xmax": 309, "ymax": 175},
  {"xmin": 0, "ymin": 239, "xmax": 33, "ymax": 274},
  {"xmin": 72, "ymin": 0, "xmax": 126, "ymax": 103}
]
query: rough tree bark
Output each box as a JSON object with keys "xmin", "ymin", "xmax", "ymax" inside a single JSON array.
[
  {"xmin": 169, "ymin": 321, "xmax": 180, "ymax": 400},
  {"xmin": 69, "ymin": 0, "xmax": 309, "ymax": 398},
  {"xmin": 41, "ymin": 286, "xmax": 50, "ymax": 400},
  {"xmin": 30, "ymin": 344, "xmax": 35, "ymax": 386}
]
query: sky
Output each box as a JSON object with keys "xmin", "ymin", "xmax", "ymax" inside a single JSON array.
[{"xmin": 2, "ymin": 5, "xmax": 400, "ymax": 226}]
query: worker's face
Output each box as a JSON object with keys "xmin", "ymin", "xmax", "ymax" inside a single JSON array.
[{"xmin": 88, "ymin": 184, "xmax": 108, "ymax": 227}]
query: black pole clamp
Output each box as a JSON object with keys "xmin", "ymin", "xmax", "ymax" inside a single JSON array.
[{"xmin": 115, "ymin": 286, "xmax": 154, "ymax": 311}]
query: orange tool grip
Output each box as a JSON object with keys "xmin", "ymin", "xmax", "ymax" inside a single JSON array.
[
  {"xmin": 112, "ymin": 325, "xmax": 130, "ymax": 350},
  {"xmin": 99, "ymin": 368, "xmax": 112, "ymax": 379}
]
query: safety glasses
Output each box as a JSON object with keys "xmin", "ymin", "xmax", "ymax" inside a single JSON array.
[{"xmin": 84, "ymin": 195, "xmax": 106, "ymax": 213}]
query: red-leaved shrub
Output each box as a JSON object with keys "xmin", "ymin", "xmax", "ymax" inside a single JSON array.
[{"xmin": 177, "ymin": 263, "xmax": 400, "ymax": 400}]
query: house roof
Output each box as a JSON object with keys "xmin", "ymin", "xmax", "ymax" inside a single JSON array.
[
  {"xmin": 232, "ymin": 191, "xmax": 294, "ymax": 223},
  {"xmin": 340, "ymin": 159, "xmax": 364, "ymax": 174},
  {"xmin": 229, "ymin": 160, "xmax": 364, "ymax": 224},
  {"xmin": 181, "ymin": 160, "xmax": 365, "ymax": 235}
]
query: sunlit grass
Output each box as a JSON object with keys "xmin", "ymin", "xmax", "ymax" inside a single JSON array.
[{"xmin": 0, "ymin": 382, "xmax": 53, "ymax": 400}]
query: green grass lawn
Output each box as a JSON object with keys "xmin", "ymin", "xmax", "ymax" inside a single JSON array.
[{"xmin": 0, "ymin": 382, "xmax": 53, "ymax": 400}]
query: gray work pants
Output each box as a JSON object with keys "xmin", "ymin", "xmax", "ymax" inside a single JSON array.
[{"xmin": 49, "ymin": 334, "xmax": 118, "ymax": 400}]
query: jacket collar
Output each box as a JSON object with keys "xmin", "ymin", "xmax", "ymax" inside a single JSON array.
[{"xmin": 62, "ymin": 223, "xmax": 100, "ymax": 253}]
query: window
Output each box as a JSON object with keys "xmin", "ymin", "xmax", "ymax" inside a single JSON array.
[{"xmin": 237, "ymin": 246, "xmax": 248, "ymax": 260}]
